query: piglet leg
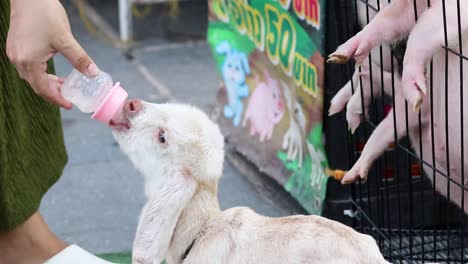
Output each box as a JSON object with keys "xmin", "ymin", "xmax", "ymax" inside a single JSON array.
[
  {"xmin": 328, "ymin": 71, "xmax": 359, "ymax": 116},
  {"xmin": 342, "ymin": 109, "xmax": 399, "ymax": 183},
  {"xmin": 330, "ymin": 59, "xmax": 395, "ymax": 132},
  {"xmin": 402, "ymin": 0, "xmax": 468, "ymax": 112},
  {"xmin": 328, "ymin": 0, "xmax": 417, "ymax": 65},
  {"xmin": 342, "ymin": 84, "xmax": 408, "ymax": 184}
]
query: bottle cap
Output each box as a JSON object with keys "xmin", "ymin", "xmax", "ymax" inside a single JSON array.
[{"xmin": 91, "ymin": 82, "xmax": 128, "ymax": 124}]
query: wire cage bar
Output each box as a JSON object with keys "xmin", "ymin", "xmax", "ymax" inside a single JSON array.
[{"xmin": 324, "ymin": 0, "xmax": 468, "ymax": 263}]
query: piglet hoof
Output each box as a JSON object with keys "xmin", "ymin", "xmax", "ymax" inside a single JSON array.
[
  {"xmin": 402, "ymin": 64, "xmax": 427, "ymax": 113},
  {"xmin": 414, "ymin": 95, "xmax": 423, "ymax": 113},
  {"xmin": 346, "ymin": 111, "xmax": 362, "ymax": 135},
  {"xmin": 329, "ymin": 94, "xmax": 348, "ymax": 116},
  {"xmin": 328, "ymin": 107, "xmax": 340, "ymax": 117},
  {"xmin": 341, "ymin": 162, "xmax": 369, "ymax": 184},
  {"xmin": 328, "ymin": 35, "xmax": 371, "ymax": 65},
  {"xmin": 403, "ymin": 85, "xmax": 424, "ymax": 113},
  {"xmin": 327, "ymin": 54, "xmax": 349, "ymax": 64}
]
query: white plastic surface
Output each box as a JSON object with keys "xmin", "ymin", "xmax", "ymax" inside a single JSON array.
[
  {"xmin": 44, "ymin": 244, "xmax": 115, "ymax": 264},
  {"xmin": 61, "ymin": 69, "xmax": 114, "ymax": 113}
]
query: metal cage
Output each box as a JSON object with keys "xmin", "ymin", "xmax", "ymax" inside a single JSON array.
[{"xmin": 323, "ymin": 0, "xmax": 467, "ymax": 263}]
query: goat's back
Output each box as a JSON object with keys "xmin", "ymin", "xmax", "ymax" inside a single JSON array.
[{"xmin": 183, "ymin": 207, "xmax": 389, "ymax": 264}]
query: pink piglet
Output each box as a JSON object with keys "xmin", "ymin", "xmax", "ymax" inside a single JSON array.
[{"xmin": 243, "ymin": 70, "xmax": 286, "ymax": 142}]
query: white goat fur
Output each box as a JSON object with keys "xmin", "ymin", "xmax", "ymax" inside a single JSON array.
[{"xmin": 112, "ymin": 101, "xmax": 390, "ymax": 264}]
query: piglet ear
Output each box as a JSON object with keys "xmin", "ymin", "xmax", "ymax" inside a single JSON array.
[{"xmin": 216, "ymin": 41, "xmax": 231, "ymax": 55}]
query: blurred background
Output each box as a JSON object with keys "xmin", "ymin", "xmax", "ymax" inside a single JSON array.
[{"xmin": 40, "ymin": 0, "xmax": 305, "ymax": 260}]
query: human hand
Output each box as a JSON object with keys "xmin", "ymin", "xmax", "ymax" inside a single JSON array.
[{"xmin": 6, "ymin": 0, "xmax": 99, "ymax": 109}]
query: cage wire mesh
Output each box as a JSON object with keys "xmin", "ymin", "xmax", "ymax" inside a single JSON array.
[{"xmin": 325, "ymin": 0, "xmax": 468, "ymax": 263}]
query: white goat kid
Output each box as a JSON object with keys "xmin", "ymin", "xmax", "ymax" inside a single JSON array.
[{"xmin": 111, "ymin": 100, "xmax": 390, "ymax": 264}]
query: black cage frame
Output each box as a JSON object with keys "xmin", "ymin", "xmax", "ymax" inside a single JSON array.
[{"xmin": 323, "ymin": 0, "xmax": 468, "ymax": 263}]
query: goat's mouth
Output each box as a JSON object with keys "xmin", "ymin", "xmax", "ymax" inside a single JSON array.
[
  {"xmin": 109, "ymin": 100, "xmax": 139, "ymax": 132},
  {"xmin": 109, "ymin": 118, "xmax": 131, "ymax": 131}
]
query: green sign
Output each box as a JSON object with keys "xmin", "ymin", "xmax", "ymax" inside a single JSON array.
[{"xmin": 208, "ymin": 0, "xmax": 329, "ymax": 215}]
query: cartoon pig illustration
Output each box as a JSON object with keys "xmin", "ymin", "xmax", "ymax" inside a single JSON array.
[
  {"xmin": 243, "ymin": 70, "xmax": 286, "ymax": 142},
  {"xmin": 216, "ymin": 41, "xmax": 251, "ymax": 127}
]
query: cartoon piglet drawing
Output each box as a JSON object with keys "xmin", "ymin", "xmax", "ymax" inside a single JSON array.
[
  {"xmin": 243, "ymin": 70, "xmax": 286, "ymax": 142},
  {"xmin": 216, "ymin": 41, "xmax": 251, "ymax": 126}
]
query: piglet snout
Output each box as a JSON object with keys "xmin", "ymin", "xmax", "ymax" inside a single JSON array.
[
  {"xmin": 277, "ymin": 100, "xmax": 285, "ymax": 112},
  {"xmin": 124, "ymin": 100, "xmax": 143, "ymax": 118}
]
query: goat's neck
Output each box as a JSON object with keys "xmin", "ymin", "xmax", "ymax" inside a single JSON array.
[{"xmin": 168, "ymin": 181, "xmax": 221, "ymax": 263}]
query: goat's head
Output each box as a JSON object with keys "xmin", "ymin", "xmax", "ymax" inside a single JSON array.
[{"xmin": 111, "ymin": 100, "xmax": 225, "ymax": 193}]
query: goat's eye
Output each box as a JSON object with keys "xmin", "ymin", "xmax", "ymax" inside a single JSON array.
[{"xmin": 158, "ymin": 129, "xmax": 166, "ymax": 144}]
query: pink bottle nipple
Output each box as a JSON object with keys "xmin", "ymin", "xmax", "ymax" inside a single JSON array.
[{"xmin": 91, "ymin": 82, "xmax": 128, "ymax": 124}]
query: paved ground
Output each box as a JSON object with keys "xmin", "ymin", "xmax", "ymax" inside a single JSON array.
[{"xmin": 40, "ymin": 1, "xmax": 301, "ymax": 255}]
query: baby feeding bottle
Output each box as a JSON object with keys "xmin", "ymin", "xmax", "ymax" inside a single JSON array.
[{"xmin": 60, "ymin": 69, "xmax": 128, "ymax": 124}]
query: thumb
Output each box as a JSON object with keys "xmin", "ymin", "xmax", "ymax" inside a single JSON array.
[{"xmin": 57, "ymin": 34, "xmax": 99, "ymax": 77}]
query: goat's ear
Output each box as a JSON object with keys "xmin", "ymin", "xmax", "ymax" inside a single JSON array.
[
  {"xmin": 202, "ymin": 139, "xmax": 224, "ymax": 181},
  {"xmin": 205, "ymin": 152, "xmax": 223, "ymax": 180},
  {"xmin": 216, "ymin": 41, "xmax": 231, "ymax": 55},
  {"xmin": 132, "ymin": 166, "xmax": 197, "ymax": 263}
]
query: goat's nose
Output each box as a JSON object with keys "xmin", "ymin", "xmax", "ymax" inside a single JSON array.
[{"xmin": 124, "ymin": 100, "xmax": 143, "ymax": 118}]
